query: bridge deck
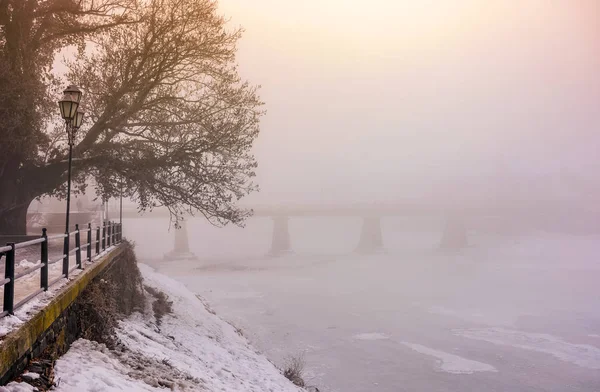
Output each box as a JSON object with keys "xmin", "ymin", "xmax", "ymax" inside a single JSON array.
[{"xmin": 113, "ymin": 200, "xmax": 596, "ymax": 219}]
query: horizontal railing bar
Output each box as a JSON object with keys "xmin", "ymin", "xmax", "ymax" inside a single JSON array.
[
  {"xmin": 0, "ymin": 224, "xmax": 123, "ymax": 319},
  {"xmin": 14, "ymin": 288, "xmax": 45, "ymax": 311},
  {"xmin": 14, "ymin": 238, "xmax": 45, "ymax": 249},
  {"xmin": 14, "ymin": 263, "xmax": 45, "ymax": 281},
  {"xmin": 48, "ymin": 274, "xmax": 65, "ymax": 288},
  {"xmin": 48, "ymin": 255, "xmax": 66, "ymax": 265},
  {"xmin": 47, "ymin": 234, "xmax": 67, "ymax": 240}
]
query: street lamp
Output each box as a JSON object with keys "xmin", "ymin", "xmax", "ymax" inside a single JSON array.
[
  {"xmin": 120, "ymin": 178, "xmax": 123, "ymax": 225},
  {"xmin": 58, "ymin": 95, "xmax": 78, "ymax": 125},
  {"xmin": 58, "ymin": 85, "xmax": 83, "ymax": 274},
  {"xmin": 64, "ymin": 84, "xmax": 83, "ymax": 104}
]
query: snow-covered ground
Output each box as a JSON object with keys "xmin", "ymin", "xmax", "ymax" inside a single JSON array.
[
  {"xmin": 3, "ymin": 263, "xmax": 301, "ymax": 391},
  {"xmin": 126, "ymin": 216, "xmax": 600, "ymax": 392},
  {"xmin": 9, "ymin": 264, "xmax": 299, "ymax": 392}
]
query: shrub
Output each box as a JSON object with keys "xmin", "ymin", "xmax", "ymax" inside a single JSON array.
[
  {"xmin": 77, "ymin": 241, "xmax": 146, "ymax": 348},
  {"xmin": 145, "ymin": 285, "xmax": 173, "ymax": 326},
  {"xmin": 282, "ymin": 354, "xmax": 305, "ymax": 387}
]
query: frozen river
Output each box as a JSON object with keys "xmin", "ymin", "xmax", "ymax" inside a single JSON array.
[{"xmin": 127, "ymin": 217, "xmax": 600, "ymax": 392}]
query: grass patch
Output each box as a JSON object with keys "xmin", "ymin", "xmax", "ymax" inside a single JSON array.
[
  {"xmin": 145, "ymin": 285, "xmax": 173, "ymax": 326},
  {"xmin": 78, "ymin": 241, "xmax": 145, "ymax": 348},
  {"xmin": 282, "ymin": 353, "xmax": 305, "ymax": 387}
]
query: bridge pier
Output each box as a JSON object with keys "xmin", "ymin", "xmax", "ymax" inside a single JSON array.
[
  {"xmin": 164, "ymin": 220, "xmax": 198, "ymax": 260},
  {"xmin": 439, "ymin": 216, "xmax": 467, "ymax": 249},
  {"xmin": 356, "ymin": 217, "xmax": 384, "ymax": 253},
  {"xmin": 269, "ymin": 216, "xmax": 292, "ymax": 256}
]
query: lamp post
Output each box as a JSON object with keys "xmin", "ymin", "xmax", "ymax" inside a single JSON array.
[
  {"xmin": 119, "ymin": 179, "xmax": 123, "ymax": 225},
  {"xmin": 58, "ymin": 85, "xmax": 84, "ymax": 274}
]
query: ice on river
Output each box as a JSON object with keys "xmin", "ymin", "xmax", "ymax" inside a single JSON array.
[{"xmin": 127, "ymin": 217, "xmax": 600, "ymax": 392}]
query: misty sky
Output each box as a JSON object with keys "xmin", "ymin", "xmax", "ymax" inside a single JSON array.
[{"xmin": 217, "ymin": 0, "xmax": 599, "ymax": 204}]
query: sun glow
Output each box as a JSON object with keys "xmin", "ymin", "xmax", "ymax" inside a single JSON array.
[
  {"xmin": 219, "ymin": 0, "xmax": 501, "ymax": 66},
  {"xmin": 216, "ymin": 0, "xmax": 600, "ymax": 195}
]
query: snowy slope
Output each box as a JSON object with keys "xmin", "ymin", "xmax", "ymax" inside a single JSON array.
[{"xmin": 4, "ymin": 264, "xmax": 302, "ymax": 392}]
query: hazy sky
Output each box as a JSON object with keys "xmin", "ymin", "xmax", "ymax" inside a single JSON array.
[{"xmin": 217, "ymin": 0, "xmax": 599, "ymax": 203}]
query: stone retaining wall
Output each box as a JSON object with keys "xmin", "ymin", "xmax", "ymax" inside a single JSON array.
[{"xmin": 0, "ymin": 246, "xmax": 125, "ymax": 384}]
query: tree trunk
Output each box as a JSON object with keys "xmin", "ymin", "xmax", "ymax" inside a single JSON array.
[
  {"xmin": 0, "ymin": 202, "xmax": 31, "ymax": 235},
  {"xmin": 0, "ymin": 160, "xmax": 68, "ymax": 235}
]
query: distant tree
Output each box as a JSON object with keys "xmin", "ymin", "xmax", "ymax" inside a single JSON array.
[{"xmin": 0, "ymin": 0, "xmax": 262, "ymax": 234}]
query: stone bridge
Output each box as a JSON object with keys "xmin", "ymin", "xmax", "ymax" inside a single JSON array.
[{"xmin": 115, "ymin": 199, "xmax": 597, "ymax": 258}]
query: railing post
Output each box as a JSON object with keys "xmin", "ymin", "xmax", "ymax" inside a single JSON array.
[
  {"xmin": 107, "ymin": 221, "xmax": 111, "ymax": 248},
  {"xmin": 96, "ymin": 226, "xmax": 100, "ymax": 255},
  {"xmin": 3, "ymin": 243, "xmax": 15, "ymax": 315},
  {"xmin": 87, "ymin": 223, "xmax": 92, "ymax": 262},
  {"xmin": 75, "ymin": 224, "xmax": 82, "ymax": 269},
  {"xmin": 102, "ymin": 221, "xmax": 106, "ymax": 251},
  {"xmin": 41, "ymin": 228, "xmax": 48, "ymax": 291},
  {"xmin": 63, "ymin": 232, "xmax": 69, "ymax": 279}
]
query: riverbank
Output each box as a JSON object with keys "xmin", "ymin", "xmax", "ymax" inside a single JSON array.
[{"xmin": 3, "ymin": 263, "xmax": 303, "ymax": 392}]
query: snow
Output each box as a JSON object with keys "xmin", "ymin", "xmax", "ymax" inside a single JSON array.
[
  {"xmin": 0, "ymin": 382, "xmax": 35, "ymax": 392},
  {"xmin": 401, "ymin": 342, "xmax": 497, "ymax": 374},
  {"xmin": 51, "ymin": 264, "xmax": 301, "ymax": 392},
  {"xmin": 0, "ymin": 288, "xmax": 65, "ymax": 338},
  {"xmin": 52, "ymin": 340, "xmax": 162, "ymax": 391},
  {"xmin": 20, "ymin": 372, "xmax": 39, "ymax": 381},
  {"xmin": 353, "ymin": 332, "xmax": 389, "ymax": 341},
  {"xmin": 0, "ymin": 316, "xmax": 24, "ymax": 338},
  {"xmin": 454, "ymin": 327, "xmax": 600, "ymax": 370},
  {"xmin": 427, "ymin": 306, "xmax": 519, "ymax": 327},
  {"xmin": 16, "ymin": 260, "xmax": 37, "ymax": 269}
]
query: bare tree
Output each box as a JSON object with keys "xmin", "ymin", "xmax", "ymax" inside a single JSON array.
[{"xmin": 0, "ymin": 0, "xmax": 262, "ymax": 233}]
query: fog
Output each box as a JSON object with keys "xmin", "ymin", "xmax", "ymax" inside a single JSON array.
[
  {"xmin": 117, "ymin": 2, "xmax": 600, "ymax": 391},
  {"xmin": 41, "ymin": 1, "xmax": 600, "ymax": 391},
  {"xmin": 216, "ymin": 0, "xmax": 600, "ymax": 205},
  {"xmin": 126, "ymin": 213, "xmax": 600, "ymax": 391}
]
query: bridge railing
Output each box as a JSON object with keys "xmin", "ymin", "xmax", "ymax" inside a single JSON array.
[{"xmin": 0, "ymin": 221, "xmax": 123, "ymax": 318}]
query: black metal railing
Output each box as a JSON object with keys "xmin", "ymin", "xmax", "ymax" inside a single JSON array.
[{"xmin": 0, "ymin": 221, "xmax": 123, "ymax": 318}]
